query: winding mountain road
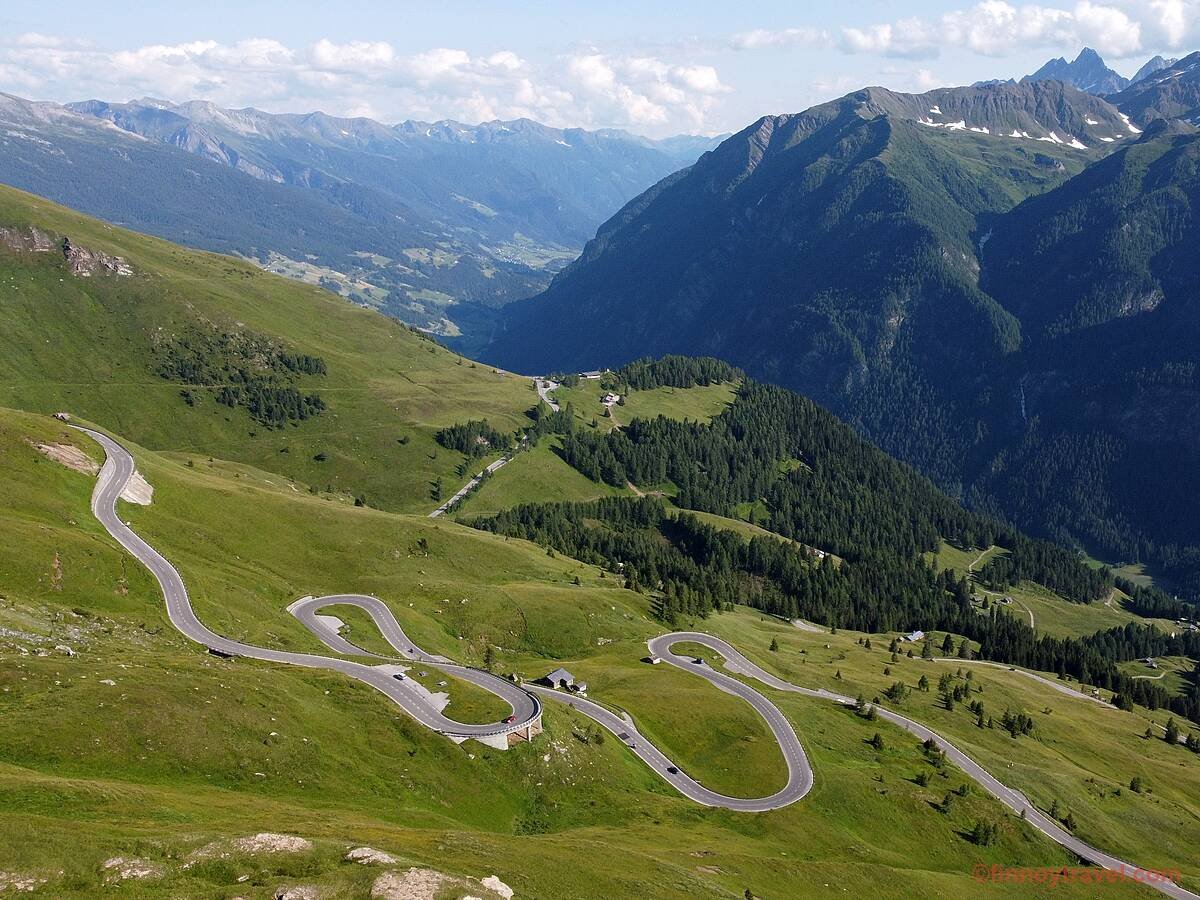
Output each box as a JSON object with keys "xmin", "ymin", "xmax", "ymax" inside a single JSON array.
[
  {"xmin": 76, "ymin": 426, "xmax": 1195, "ymax": 896},
  {"xmin": 76, "ymin": 426, "xmax": 538, "ymax": 740}
]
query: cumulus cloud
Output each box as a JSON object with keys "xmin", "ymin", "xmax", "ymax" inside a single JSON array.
[
  {"xmin": 0, "ymin": 34, "xmax": 729, "ymax": 136},
  {"xmin": 743, "ymin": 1, "xmax": 1199, "ymax": 60}
]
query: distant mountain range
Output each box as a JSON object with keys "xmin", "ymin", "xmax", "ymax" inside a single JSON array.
[
  {"xmin": 480, "ymin": 76, "xmax": 1200, "ymax": 596},
  {"xmin": 1110, "ymin": 51, "xmax": 1200, "ymax": 126},
  {"xmin": 1021, "ymin": 47, "xmax": 1195, "ymax": 101},
  {"xmin": 0, "ymin": 93, "xmax": 720, "ymax": 349},
  {"xmin": 1024, "ymin": 47, "xmax": 1129, "ymax": 94}
]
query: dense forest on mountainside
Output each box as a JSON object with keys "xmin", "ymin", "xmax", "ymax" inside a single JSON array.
[
  {"xmin": 469, "ymin": 362, "xmax": 1200, "ymax": 725},
  {"xmin": 484, "ymin": 79, "xmax": 1200, "ymax": 601},
  {"xmin": 475, "ymin": 496, "xmax": 1200, "ymax": 725},
  {"xmin": 554, "ymin": 378, "xmax": 1109, "ymax": 602}
]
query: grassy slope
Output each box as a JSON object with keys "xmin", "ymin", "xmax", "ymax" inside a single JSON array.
[
  {"xmin": 931, "ymin": 541, "xmax": 1179, "ymax": 638},
  {"xmin": 0, "ymin": 188, "xmax": 1188, "ymax": 896},
  {"xmin": 456, "ymin": 381, "xmax": 735, "ymax": 517},
  {"xmin": 456, "ymin": 438, "xmax": 628, "ymax": 517},
  {"xmin": 0, "ymin": 406, "xmax": 1158, "ymax": 898},
  {"xmin": 0, "ymin": 185, "xmax": 536, "ymax": 514},
  {"xmin": 551, "ymin": 380, "xmax": 736, "ymax": 433},
  {"xmin": 706, "ymin": 609, "xmax": 1200, "ymax": 894}
]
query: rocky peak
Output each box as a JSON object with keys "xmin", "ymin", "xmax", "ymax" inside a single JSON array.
[
  {"xmin": 1025, "ymin": 48, "xmax": 1129, "ymax": 95},
  {"xmin": 1132, "ymin": 55, "xmax": 1180, "ymax": 84}
]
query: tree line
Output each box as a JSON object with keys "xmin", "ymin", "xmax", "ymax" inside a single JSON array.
[
  {"xmin": 473, "ymin": 495, "xmax": 1200, "ymax": 725},
  {"xmin": 153, "ymin": 325, "xmax": 327, "ymax": 428}
]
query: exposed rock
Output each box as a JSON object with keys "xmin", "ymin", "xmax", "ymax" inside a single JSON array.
[
  {"xmin": 370, "ymin": 868, "xmax": 452, "ymax": 900},
  {"xmin": 62, "ymin": 236, "xmax": 133, "ymax": 277},
  {"xmin": 369, "ymin": 868, "xmax": 514, "ymax": 900},
  {"xmin": 0, "ymin": 226, "xmax": 54, "ymax": 254},
  {"xmin": 27, "ymin": 440, "xmax": 99, "ymax": 476},
  {"xmin": 230, "ymin": 833, "xmax": 311, "ymax": 855},
  {"xmin": 102, "ymin": 856, "xmax": 163, "ymax": 882},
  {"xmin": 0, "ymin": 871, "xmax": 47, "ymax": 892},
  {"xmin": 188, "ymin": 832, "xmax": 312, "ymax": 864},
  {"xmin": 481, "ymin": 876, "xmax": 514, "ymax": 898},
  {"xmin": 118, "ymin": 469, "xmax": 153, "ymax": 505},
  {"xmin": 346, "ymin": 847, "xmax": 399, "ymax": 865}
]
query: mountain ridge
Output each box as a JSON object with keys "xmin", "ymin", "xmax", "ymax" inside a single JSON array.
[{"xmin": 480, "ymin": 79, "xmax": 1200, "ymax": 596}]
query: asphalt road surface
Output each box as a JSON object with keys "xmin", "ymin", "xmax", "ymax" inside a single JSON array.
[
  {"xmin": 74, "ymin": 427, "xmax": 1197, "ymax": 894},
  {"xmin": 535, "ymin": 378, "xmax": 560, "ymax": 411},
  {"xmin": 75, "ymin": 426, "xmax": 538, "ymax": 740},
  {"xmin": 659, "ymin": 632, "xmax": 1196, "ymax": 899},
  {"xmin": 288, "ymin": 593, "xmax": 538, "ymax": 727},
  {"xmin": 531, "ymin": 633, "xmax": 815, "ymax": 812}
]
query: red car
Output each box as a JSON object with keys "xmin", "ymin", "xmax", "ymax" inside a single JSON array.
[{"xmin": 503, "ymin": 715, "xmax": 517, "ymax": 724}]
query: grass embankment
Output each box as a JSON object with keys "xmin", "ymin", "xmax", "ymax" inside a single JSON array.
[
  {"xmin": 456, "ymin": 437, "xmax": 629, "ymax": 517},
  {"xmin": 315, "ymin": 604, "xmax": 514, "ymax": 727}
]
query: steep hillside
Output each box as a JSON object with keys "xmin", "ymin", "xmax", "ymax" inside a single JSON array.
[
  {"xmin": 0, "ymin": 184, "xmax": 536, "ymax": 512},
  {"xmin": 481, "ymin": 80, "xmax": 1200, "ymax": 596},
  {"xmin": 1111, "ymin": 51, "xmax": 1200, "ymax": 126},
  {"xmin": 977, "ymin": 120, "xmax": 1200, "ymax": 591},
  {"xmin": 486, "ymin": 81, "xmax": 1114, "ymax": 487},
  {"xmin": 0, "ymin": 93, "xmax": 715, "ymax": 345}
]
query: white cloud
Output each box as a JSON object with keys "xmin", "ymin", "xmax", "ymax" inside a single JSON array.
[
  {"xmin": 843, "ymin": 19, "xmax": 939, "ymax": 58},
  {"xmin": 565, "ymin": 53, "xmax": 729, "ymax": 128},
  {"xmin": 746, "ymin": 1, "xmax": 1199, "ymax": 61},
  {"xmin": 0, "ymin": 34, "xmax": 729, "ymax": 136},
  {"xmin": 730, "ymin": 27, "xmax": 829, "ymax": 51}
]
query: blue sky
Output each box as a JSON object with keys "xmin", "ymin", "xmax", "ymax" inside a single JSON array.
[{"xmin": 1, "ymin": 1, "xmax": 1195, "ymax": 136}]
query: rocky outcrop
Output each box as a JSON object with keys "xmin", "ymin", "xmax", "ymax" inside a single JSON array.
[
  {"xmin": 0, "ymin": 225, "xmax": 133, "ymax": 276},
  {"xmin": 0, "ymin": 225, "xmax": 55, "ymax": 254},
  {"xmin": 102, "ymin": 857, "xmax": 163, "ymax": 882},
  {"xmin": 62, "ymin": 237, "xmax": 133, "ymax": 277},
  {"xmin": 346, "ymin": 847, "xmax": 399, "ymax": 865}
]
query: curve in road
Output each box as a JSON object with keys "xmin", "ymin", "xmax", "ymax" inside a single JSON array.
[
  {"xmin": 75, "ymin": 426, "xmax": 538, "ymax": 740},
  {"xmin": 659, "ymin": 633, "xmax": 1196, "ymax": 900}
]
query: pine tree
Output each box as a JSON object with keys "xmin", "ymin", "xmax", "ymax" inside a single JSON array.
[{"xmin": 1165, "ymin": 717, "xmax": 1180, "ymax": 745}]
